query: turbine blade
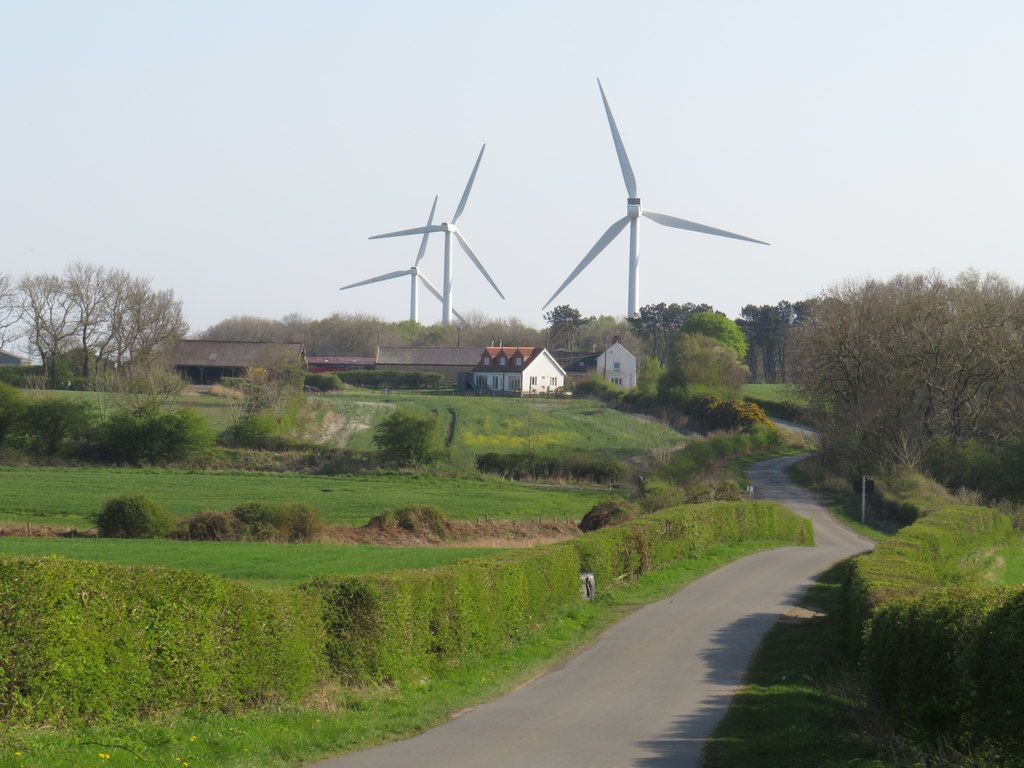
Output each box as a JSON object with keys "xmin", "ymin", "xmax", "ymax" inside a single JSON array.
[
  {"xmin": 451, "ymin": 144, "xmax": 485, "ymax": 224},
  {"xmin": 452, "ymin": 307, "xmax": 466, "ymax": 324},
  {"xmin": 369, "ymin": 224, "xmax": 444, "ymax": 240},
  {"xmin": 417, "ymin": 271, "xmax": 444, "ymax": 303},
  {"xmin": 597, "ymin": 79, "xmax": 637, "ymax": 198},
  {"xmin": 642, "ymin": 211, "xmax": 769, "ymax": 245},
  {"xmin": 454, "ymin": 230, "xmax": 505, "ymax": 299},
  {"xmin": 542, "ymin": 215, "xmax": 630, "ymax": 309},
  {"xmin": 414, "ymin": 195, "xmax": 439, "ymax": 266},
  {"xmin": 340, "ymin": 269, "xmax": 413, "ymax": 290}
]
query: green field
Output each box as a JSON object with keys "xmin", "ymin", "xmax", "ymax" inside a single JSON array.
[
  {"xmin": 0, "ymin": 466, "xmax": 609, "ymax": 528},
  {"xmin": 0, "ymin": 537, "xmax": 500, "ymax": 587},
  {"xmin": 739, "ymin": 383, "xmax": 806, "ymax": 406},
  {"xmin": 986, "ymin": 544, "xmax": 1024, "ymax": 584},
  {"xmin": 321, "ymin": 389, "xmax": 682, "ymax": 464}
]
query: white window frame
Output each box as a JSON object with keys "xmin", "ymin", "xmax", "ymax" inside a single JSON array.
[
  {"xmin": 483, "ymin": 357, "xmax": 490, "ymax": 366},
  {"xmin": 499, "ymin": 357, "xmax": 506, "ymax": 366}
]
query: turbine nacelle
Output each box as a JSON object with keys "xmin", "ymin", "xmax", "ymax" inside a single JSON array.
[
  {"xmin": 627, "ymin": 197, "xmax": 642, "ymax": 218},
  {"xmin": 440, "ymin": 222, "xmax": 456, "ymax": 233}
]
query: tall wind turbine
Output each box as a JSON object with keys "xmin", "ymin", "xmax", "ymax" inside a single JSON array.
[
  {"xmin": 369, "ymin": 145, "xmax": 504, "ymax": 326},
  {"xmin": 341, "ymin": 196, "xmax": 466, "ymax": 323},
  {"xmin": 544, "ymin": 79, "xmax": 769, "ymax": 318}
]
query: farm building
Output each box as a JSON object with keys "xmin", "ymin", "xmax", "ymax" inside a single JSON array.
[
  {"xmin": 471, "ymin": 346, "xmax": 567, "ymax": 395},
  {"xmin": 171, "ymin": 340, "xmax": 306, "ymax": 384},
  {"xmin": 0, "ymin": 350, "xmax": 27, "ymax": 366},
  {"xmin": 375, "ymin": 346, "xmax": 483, "ymax": 386},
  {"xmin": 306, "ymin": 355, "xmax": 375, "ymax": 374},
  {"xmin": 553, "ymin": 348, "xmax": 600, "ymax": 375},
  {"xmin": 594, "ymin": 340, "xmax": 638, "ymax": 388}
]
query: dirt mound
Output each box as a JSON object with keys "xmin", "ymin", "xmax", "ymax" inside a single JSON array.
[
  {"xmin": 365, "ymin": 505, "xmax": 453, "ymax": 540},
  {"xmin": 578, "ymin": 498, "xmax": 639, "ymax": 532}
]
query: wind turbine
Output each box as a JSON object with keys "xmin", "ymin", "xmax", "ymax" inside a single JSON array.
[
  {"xmin": 544, "ymin": 79, "xmax": 769, "ymax": 318},
  {"xmin": 341, "ymin": 196, "xmax": 466, "ymax": 323},
  {"xmin": 369, "ymin": 144, "xmax": 504, "ymax": 326}
]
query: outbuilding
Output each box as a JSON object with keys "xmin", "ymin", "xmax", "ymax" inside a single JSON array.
[{"xmin": 171, "ymin": 340, "xmax": 306, "ymax": 384}]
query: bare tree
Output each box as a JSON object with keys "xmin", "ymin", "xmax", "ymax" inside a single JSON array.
[
  {"xmin": 0, "ymin": 272, "xmax": 19, "ymax": 351},
  {"xmin": 18, "ymin": 273, "xmax": 78, "ymax": 383},
  {"xmin": 64, "ymin": 262, "xmax": 113, "ymax": 378}
]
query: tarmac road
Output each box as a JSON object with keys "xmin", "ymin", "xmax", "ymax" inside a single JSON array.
[{"xmin": 311, "ymin": 454, "xmax": 872, "ymax": 768}]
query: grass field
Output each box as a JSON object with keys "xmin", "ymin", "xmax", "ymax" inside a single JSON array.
[
  {"xmin": 739, "ymin": 383, "xmax": 807, "ymax": 406},
  {"xmin": 0, "ymin": 466, "xmax": 610, "ymax": 528},
  {"xmin": 0, "ymin": 537, "xmax": 501, "ymax": 587},
  {"xmin": 985, "ymin": 544, "xmax": 1024, "ymax": 584},
  {"xmin": 320, "ymin": 389, "xmax": 682, "ymax": 465}
]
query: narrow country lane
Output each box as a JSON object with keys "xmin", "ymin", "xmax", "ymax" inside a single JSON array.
[{"xmin": 310, "ymin": 455, "xmax": 873, "ymax": 768}]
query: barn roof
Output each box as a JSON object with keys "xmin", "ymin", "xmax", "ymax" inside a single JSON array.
[
  {"xmin": 171, "ymin": 339, "xmax": 305, "ymax": 368},
  {"xmin": 306, "ymin": 356, "xmax": 375, "ymax": 366},
  {"xmin": 375, "ymin": 346, "xmax": 484, "ymax": 367}
]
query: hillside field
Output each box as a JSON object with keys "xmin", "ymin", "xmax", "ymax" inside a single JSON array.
[
  {"xmin": 0, "ymin": 467, "xmax": 610, "ymax": 528},
  {"xmin": 320, "ymin": 389, "xmax": 682, "ymax": 464},
  {"xmin": 739, "ymin": 383, "xmax": 807, "ymax": 406},
  {"xmin": 0, "ymin": 537, "xmax": 501, "ymax": 587}
]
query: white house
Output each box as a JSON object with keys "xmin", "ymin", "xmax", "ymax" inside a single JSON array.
[
  {"xmin": 471, "ymin": 345, "xmax": 567, "ymax": 395},
  {"xmin": 594, "ymin": 340, "xmax": 637, "ymax": 388}
]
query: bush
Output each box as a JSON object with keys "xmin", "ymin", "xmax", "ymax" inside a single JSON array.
[
  {"xmin": 95, "ymin": 494, "xmax": 173, "ymax": 539},
  {"xmin": 173, "ymin": 510, "xmax": 241, "ymax": 541},
  {"xmin": 338, "ymin": 370, "xmax": 447, "ymax": 389},
  {"xmin": 0, "ymin": 382, "xmax": 22, "ymax": 445},
  {"xmin": 0, "ymin": 556, "xmax": 325, "ymax": 723},
  {"xmin": 303, "ymin": 500, "xmax": 811, "ymax": 684},
  {"xmin": 0, "ymin": 365, "xmax": 44, "ymax": 388},
  {"xmin": 475, "ymin": 451, "xmax": 626, "ymax": 484},
  {"xmin": 578, "ymin": 498, "xmax": 638, "ymax": 532},
  {"xmin": 15, "ymin": 397, "xmax": 97, "ymax": 454},
  {"xmin": 230, "ymin": 501, "xmax": 322, "ymax": 542},
  {"xmin": 304, "ymin": 373, "xmax": 343, "ymax": 391},
  {"xmin": 366, "ymin": 505, "xmax": 452, "ymax": 539},
  {"xmin": 373, "ymin": 409, "xmax": 437, "ymax": 465},
  {"xmin": 224, "ymin": 412, "xmax": 284, "ymax": 450},
  {"xmin": 100, "ymin": 409, "xmax": 213, "ymax": 464},
  {"xmin": 572, "ymin": 374, "xmax": 623, "ymax": 404}
]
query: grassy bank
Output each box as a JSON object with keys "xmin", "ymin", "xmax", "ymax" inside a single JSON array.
[
  {"xmin": 0, "ymin": 538, "xmax": 504, "ymax": 587},
  {"xmin": 0, "ymin": 539, "xmax": 791, "ymax": 768},
  {"xmin": 0, "ymin": 467, "xmax": 608, "ymax": 528}
]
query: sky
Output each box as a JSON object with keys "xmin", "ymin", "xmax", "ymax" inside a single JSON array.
[{"xmin": 2, "ymin": 1, "xmax": 1023, "ymax": 333}]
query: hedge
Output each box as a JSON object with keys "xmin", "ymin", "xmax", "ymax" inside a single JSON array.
[
  {"xmin": 0, "ymin": 556, "xmax": 326, "ymax": 723},
  {"xmin": 337, "ymin": 370, "xmax": 447, "ymax": 389},
  {"xmin": 303, "ymin": 500, "xmax": 811, "ymax": 684},
  {"xmin": 476, "ymin": 451, "xmax": 627, "ymax": 484},
  {"xmin": 840, "ymin": 505, "xmax": 1024, "ymax": 747}
]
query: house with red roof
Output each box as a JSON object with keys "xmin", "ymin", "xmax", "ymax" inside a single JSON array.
[{"xmin": 471, "ymin": 345, "xmax": 567, "ymax": 395}]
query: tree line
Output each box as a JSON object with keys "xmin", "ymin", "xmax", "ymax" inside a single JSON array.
[{"xmin": 0, "ymin": 263, "xmax": 187, "ymax": 386}]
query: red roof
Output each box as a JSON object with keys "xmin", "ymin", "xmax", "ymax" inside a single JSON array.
[{"xmin": 472, "ymin": 346, "xmax": 544, "ymax": 373}]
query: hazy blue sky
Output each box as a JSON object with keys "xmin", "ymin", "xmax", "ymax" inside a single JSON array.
[{"xmin": 2, "ymin": 1, "xmax": 1022, "ymax": 331}]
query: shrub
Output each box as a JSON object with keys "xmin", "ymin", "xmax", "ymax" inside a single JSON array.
[
  {"xmin": 15, "ymin": 397, "xmax": 97, "ymax": 454},
  {"xmin": 0, "ymin": 556, "xmax": 325, "ymax": 723},
  {"xmin": 373, "ymin": 409, "xmax": 436, "ymax": 465},
  {"xmin": 174, "ymin": 510, "xmax": 241, "ymax": 541},
  {"xmin": 0, "ymin": 365, "xmax": 44, "ymax": 388},
  {"xmin": 95, "ymin": 494, "xmax": 173, "ymax": 539},
  {"xmin": 0, "ymin": 382, "xmax": 22, "ymax": 445},
  {"xmin": 100, "ymin": 409, "xmax": 213, "ymax": 464},
  {"xmin": 366, "ymin": 505, "xmax": 452, "ymax": 539},
  {"xmin": 230, "ymin": 501, "xmax": 322, "ymax": 542},
  {"xmin": 578, "ymin": 498, "xmax": 638, "ymax": 532},
  {"xmin": 224, "ymin": 412, "xmax": 284, "ymax": 450},
  {"xmin": 338, "ymin": 370, "xmax": 447, "ymax": 389},
  {"xmin": 304, "ymin": 373, "xmax": 343, "ymax": 391},
  {"xmin": 475, "ymin": 451, "xmax": 626, "ymax": 484},
  {"xmin": 572, "ymin": 374, "xmax": 623, "ymax": 404}
]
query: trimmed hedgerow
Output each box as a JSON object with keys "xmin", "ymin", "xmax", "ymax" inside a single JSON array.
[
  {"xmin": 840, "ymin": 504, "xmax": 1024, "ymax": 749},
  {"xmin": 303, "ymin": 500, "xmax": 811, "ymax": 684},
  {"xmin": 337, "ymin": 370, "xmax": 447, "ymax": 389},
  {"xmin": 0, "ymin": 556, "xmax": 326, "ymax": 724}
]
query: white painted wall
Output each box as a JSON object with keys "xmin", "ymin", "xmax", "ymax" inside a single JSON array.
[
  {"xmin": 594, "ymin": 342, "xmax": 637, "ymax": 388},
  {"xmin": 521, "ymin": 349, "xmax": 567, "ymax": 394}
]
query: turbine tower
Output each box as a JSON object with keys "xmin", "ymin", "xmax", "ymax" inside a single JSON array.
[
  {"xmin": 544, "ymin": 79, "xmax": 769, "ymax": 318},
  {"xmin": 341, "ymin": 196, "xmax": 466, "ymax": 323},
  {"xmin": 369, "ymin": 145, "xmax": 504, "ymax": 326}
]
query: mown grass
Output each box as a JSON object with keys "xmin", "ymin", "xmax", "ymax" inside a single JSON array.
[
  {"xmin": 0, "ymin": 539, "xmax": 789, "ymax": 768},
  {"xmin": 740, "ymin": 383, "xmax": 807, "ymax": 406},
  {"xmin": 704, "ymin": 562, "xmax": 891, "ymax": 767},
  {"xmin": 0, "ymin": 467, "xmax": 609, "ymax": 529},
  {"xmin": 984, "ymin": 543, "xmax": 1024, "ymax": 585},
  {"xmin": 0, "ymin": 538, "xmax": 503, "ymax": 587},
  {"xmin": 321, "ymin": 389, "xmax": 682, "ymax": 466}
]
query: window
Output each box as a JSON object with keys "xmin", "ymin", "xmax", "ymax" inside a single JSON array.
[
  {"xmin": 530, "ymin": 376, "xmax": 537, "ymax": 386},
  {"xmin": 613, "ymin": 361, "xmax": 621, "ymax": 371},
  {"xmin": 483, "ymin": 357, "xmax": 490, "ymax": 366},
  {"xmin": 499, "ymin": 357, "xmax": 506, "ymax": 366},
  {"xmin": 551, "ymin": 377, "xmax": 559, "ymax": 387},
  {"xmin": 515, "ymin": 356, "xmax": 522, "ymax": 365},
  {"xmin": 511, "ymin": 377, "xmax": 521, "ymax": 390},
  {"xmin": 492, "ymin": 375, "xmax": 499, "ymax": 389}
]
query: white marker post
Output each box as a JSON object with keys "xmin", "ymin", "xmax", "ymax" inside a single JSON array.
[
  {"xmin": 747, "ymin": 485, "xmax": 754, "ymax": 501},
  {"xmin": 861, "ymin": 475, "xmax": 867, "ymax": 524}
]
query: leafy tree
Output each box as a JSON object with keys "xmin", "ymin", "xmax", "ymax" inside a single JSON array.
[
  {"xmin": 543, "ymin": 305, "xmax": 594, "ymax": 351},
  {"xmin": 681, "ymin": 312, "xmax": 748, "ymax": 359},
  {"xmin": 627, "ymin": 302, "xmax": 714, "ymax": 362},
  {"xmin": 373, "ymin": 410, "xmax": 437, "ymax": 465},
  {"xmin": 662, "ymin": 334, "xmax": 749, "ymax": 398}
]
